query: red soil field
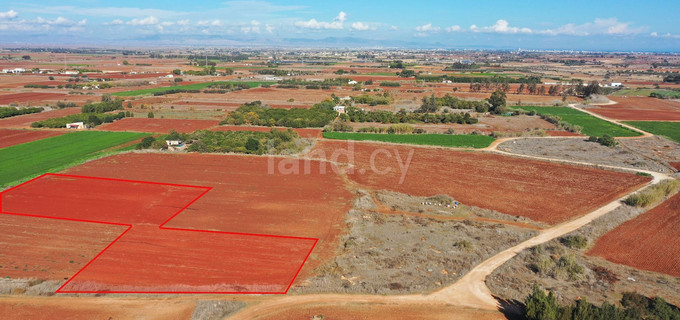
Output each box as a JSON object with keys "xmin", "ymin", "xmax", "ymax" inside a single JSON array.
[
  {"xmin": 0, "ymin": 297, "xmax": 195, "ymax": 320},
  {"xmin": 588, "ymin": 97, "xmax": 680, "ymax": 121},
  {"xmin": 62, "ymin": 153, "xmax": 354, "ymax": 281},
  {"xmin": 257, "ymin": 303, "xmax": 505, "ymax": 320},
  {"xmin": 212, "ymin": 125, "xmax": 322, "ymax": 138},
  {"xmin": 0, "ymin": 92, "xmax": 66, "ymax": 105},
  {"xmin": 310, "ymin": 141, "xmax": 649, "ymax": 225},
  {"xmin": 1, "ymin": 174, "xmax": 317, "ymax": 293},
  {"xmin": 588, "ymin": 193, "xmax": 680, "ymax": 277},
  {"xmin": 546, "ymin": 130, "xmax": 583, "ymax": 137},
  {"xmin": 0, "ymin": 214, "xmax": 126, "ymax": 280},
  {"xmin": 0, "ymin": 129, "xmax": 64, "ymax": 148},
  {"xmin": 0, "ymin": 108, "xmax": 80, "ymax": 129},
  {"xmin": 96, "ymin": 118, "xmax": 219, "ymax": 133},
  {"xmin": 671, "ymin": 162, "xmax": 680, "ymax": 171}
]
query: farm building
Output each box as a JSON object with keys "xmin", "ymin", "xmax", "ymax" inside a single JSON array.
[
  {"xmin": 66, "ymin": 122, "xmax": 85, "ymax": 129},
  {"xmin": 333, "ymin": 106, "xmax": 346, "ymax": 113}
]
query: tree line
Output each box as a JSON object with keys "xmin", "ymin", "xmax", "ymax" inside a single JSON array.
[{"xmin": 0, "ymin": 107, "xmax": 43, "ymax": 119}]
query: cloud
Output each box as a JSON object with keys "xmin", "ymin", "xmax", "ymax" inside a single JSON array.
[
  {"xmin": 445, "ymin": 25, "xmax": 461, "ymax": 32},
  {"xmin": 34, "ymin": 16, "xmax": 86, "ymax": 26},
  {"xmin": 198, "ymin": 19, "xmax": 222, "ymax": 27},
  {"xmin": 390, "ymin": 25, "xmax": 399, "ymax": 31},
  {"xmin": 416, "ymin": 23, "xmax": 440, "ymax": 32},
  {"xmin": 470, "ymin": 19, "xmax": 532, "ymax": 34},
  {"xmin": 128, "ymin": 16, "xmax": 159, "ymax": 26},
  {"xmin": 241, "ymin": 20, "xmax": 261, "ymax": 34},
  {"xmin": 351, "ymin": 22, "xmax": 374, "ymax": 31},
  {"xmin": 539, "ymin": 18, "xmax": 645, "ymax": 36},
  {"xmin": 177, "ymin": 19, "xmax": 190, "ymax": 26},
  {"xmin": 0, "ymin": 9, "xmax": 18, "ymax": 19},
  {"xmin": 109, "ymin": 19, "xmax": 124, "ymax": 25},
  {"xmin": 295, "ymin": 11, "xmax": 346, "ymax": 29},
  {"xmin": 265, "ymin": 24, "xmax": 274, "ymax": 34}
]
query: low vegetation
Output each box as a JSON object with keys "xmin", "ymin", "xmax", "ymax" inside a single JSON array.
[
  {"xmin": 623, "ymin": 121, "xmax": 680, "ymax": 143},
  {"xmin": 220, "ymin": 100, "xmax": 337, "ymax": 128},
  {"xmin": 624, "ymin": 179, "xmax": 680, "ymax": 207},
  {"xmin": 524, "ymin": 284, "xmax": 680, "ymax": 320},
  {"xmin": 417, "ymin": 94, "xmax": 490, "ymax": 113},
  {"xmin": 518, "ymin": 106, "xmax": 641, "ymax": 137},
  {"xmin": 322, "ymin": 132, "xmax": 494, "ymax": 148},
  {"xmin": 0, "ymin": 106, "xmax": 43, "ymax": 119},
  {"xmin": 0, "ymin": 131, "xmax": 148, "ymax": 187}
]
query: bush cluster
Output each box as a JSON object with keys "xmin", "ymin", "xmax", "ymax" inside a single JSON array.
[
  {"xmin": 220, "ymin": 100, "xmax": 337, "ymax": 128},
  {"xmin": 0, "ymin": 107, "xmax": 43, "ymax": 119}
]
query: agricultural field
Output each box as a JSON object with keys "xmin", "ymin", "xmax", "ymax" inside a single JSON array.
[
  {"xmin": 322, "ymin": 132, "xmax": 495, "ymax": 148},
  {"xmin": 587, "ymin": 97, "xmax": 680, "ymax": 121},
  {"xmin": 111, "ymin": 81, "xmax": 275, "ymax": 96},
  {"xmin": 309, "ymin": 140, "xmax": 649, "ymax": 225},
  {"xmin": 0, "ymin": 108, "xmax": 80, "ymax": 129},
  {"xmin": 517, "ymin": 106, "xmax": 642, "ymax": 137},
  {"xmin": 0, "ymin": 131, "xmax": 147, "ymax": 187},
  {"xmin": 588, "ymin": 193, "xmax": 680, "ymax": 277},
  {"xmin": 623, "ymin": 121, "xmax": 680, "ymax": 143},
  {"xmin": 96, "ymin": 118, "xmax": 220, "ymax": 133},
  {"xmin": 0, "ymin": 129, "xmax": 63, "ymax": 148}
]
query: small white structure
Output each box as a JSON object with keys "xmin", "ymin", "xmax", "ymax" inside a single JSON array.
[
  {"xmin": 339, "ymin": 96, "xmax": 351, "ymax": 101},
  {"xmin": 66, "ymin": 122, "xmax": 85, "ymax": 129},
  {"xmin": 2, "ymin": 68, "xmax": 26, "ymax": 74},
  {"xmin": 610, "ymin": 82, "xmax": 622, "ymax": 87},
  {"xmin": 166, "ymin": 140, "xmax": 186, "ymax": 151},
  {"xmin": 333, "ymin": 105, "xmax": 346, "ymax": 113},
  {"xmin": 347, "ymin": 80, "xmax": 358, "ymax": 85}
]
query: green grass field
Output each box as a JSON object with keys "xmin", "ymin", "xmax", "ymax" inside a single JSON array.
[
  {"xmin": 517, "ymin": 106, "xmax": 641, "ymax": 137},
  {"xmin": 111, "ymin": 81, "xmax": 275, "ymax": 96},
  {"xmin": 623, "ymin": 121, "xmax": 680, "ymax": 143},
  {"xmin": 0, "ymin": 131, "xmax": 147, "ymax": 187},
  {"xmin": 322, "ymin": 132, "xmax": 494, "ymax": 148}
]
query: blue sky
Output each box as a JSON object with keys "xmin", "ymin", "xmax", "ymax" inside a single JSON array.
[{"xmin": 1, "ymin": 0, "xmax": 679, "ymax": 51}]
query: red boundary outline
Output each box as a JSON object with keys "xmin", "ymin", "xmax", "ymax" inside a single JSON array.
[{"xmin": 0, "ymin": 173, "xmax": 318, "ymax": 294}]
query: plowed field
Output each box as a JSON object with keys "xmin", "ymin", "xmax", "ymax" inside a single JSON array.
[{"xmin": 588, "ymin": 192, "xmax": 680, "ymax": 277}]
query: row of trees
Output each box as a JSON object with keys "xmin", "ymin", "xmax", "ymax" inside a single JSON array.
[
  {"xmin": 0, "ymin": 106, "xmax": 43, "ymax": 119},
  {"xmin": 220, "ymin": 100, "xmax": 337, "ymax": 128},
  {"xmin": 31, "ymin": 112, "xmax": 126, "ymax": 128},
  {"xmin": 344, "ymin": 107, "xmax": 478, "ymax": 125}
]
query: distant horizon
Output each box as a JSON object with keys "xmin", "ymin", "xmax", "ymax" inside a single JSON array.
[{"xmin": 1, "ymin": 0, "xmax": 680, "ymax": 52}]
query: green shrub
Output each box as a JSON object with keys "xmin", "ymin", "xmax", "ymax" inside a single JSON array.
[
  {"xmin": 136, "ymin": 136, "xmax": 156, "ymax": 149},
  {"xmin": 624, "ymin": 179, "xmax": 680, "ymax": 207},
  {"xmin": 559, "ymin": 235, "xmax": 588, "ymax": 249}
]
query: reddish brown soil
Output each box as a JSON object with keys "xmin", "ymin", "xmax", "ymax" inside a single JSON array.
[
  {"xmin": 0, "ymin": 92, "xmax": 66, "ymax": 105},
  {"xmin": 588, "ymin": 97, "xmax": 680, "ymax": 121},
  {"xmin": 0, "ymin": 297, "xmax": 195, "ymax": 320},
  {"xmin": 588, "ymin": 193, "xmax": 680, "ymax": 277},
  {"xmin": 96, "ymin": 118, "xmax": 219, "ymax": 133},
  {"xmin": 2, "ymin": 174, "xmax": 317, "ymax": 293},
  {"xmin": 62, "ymin": 153, "xmax": 354, "ymax": 282},
  {"xmin": 0, "ymin": 108, "xmax": 80, "ymax": 129},
  {"xmin": 670, "ymin": 162, "xmax": 680, "ymax": 171},
  {"xmin": 310, "ymin": 141, "xmax": 649, "ymax": 225},
  {"xmin": 0, "ymin": 214, "xmax": 125, "ymax": 280},
  {"xmin": 212, "ymin": 125, "xmax": 322, "ymax": 138},
  {"xmin": 546, "ymin": 130, "xmax": 583, "ymax": 137},
  {"xmin": 350, "ymin": 115, "xmax": 559, "ymax": 134},
  {"xmin": 256, "ymin": 303, "xmax": 506, "ymax": 320},
  {"xmin": 0, "ymin": 129, "xmax": 64, "ymax": 148}
]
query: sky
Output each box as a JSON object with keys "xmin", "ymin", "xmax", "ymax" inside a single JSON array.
[{"xmin": 1, "ymin": 0, "xmax": 680, "ymax": 51}]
